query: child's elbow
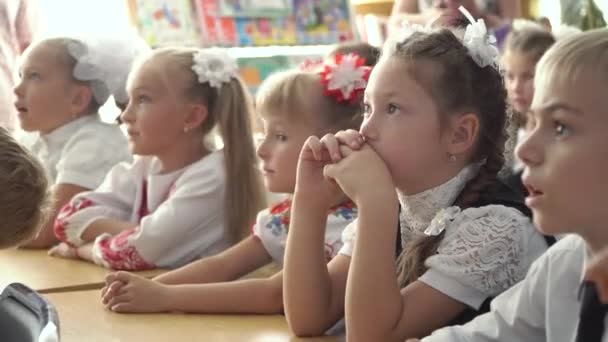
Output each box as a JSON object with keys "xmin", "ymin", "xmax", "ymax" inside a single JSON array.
[{"xmin": 288, "ymin": 316, "xmax": 332, "ymax": 338}]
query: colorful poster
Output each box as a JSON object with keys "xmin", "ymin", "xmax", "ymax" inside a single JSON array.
[
  {"xmin": 134, "ymin": 0, "xmax": 199, "ymax": 47},
  {"xmin": 293, "ymin": 0, "xmax": 354, "ymax": 45},
  {"xmin": 235, "ymin": 17, "xmax": 297, "ymax": 46},
  {"xmin": 218, "ymin": 0, "xmax": 291, "ymax": 18}
]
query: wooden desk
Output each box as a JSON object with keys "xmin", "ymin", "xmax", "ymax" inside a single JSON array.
[
  {"xmin": 46, "ymin": 291, "xmax": 344, "ymax": 342},
  {"xmin": 0, "ymin": 249, "xmax": 164, "ymax": 293}
]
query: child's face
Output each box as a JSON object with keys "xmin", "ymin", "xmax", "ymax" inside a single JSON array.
[
  {"xmin": 361, "ymin": 57, "xmax": 452, "ymax": 194},
  {"xmin": 121, "ymin": 59, "xmax": 197, "ymax": 156},
  {"xmin": 517, "ymin": 72, "xmax": 608, "ymax": 237},
  {"xmin": 503, "ymin": 52, "xmax": 536, "ymax": 114},
  {"xmin": 257, "ymin": 113, "xmax": 316, "ymax": 194},
  {"xmin": 13, "ymin": 43, "xmax": 82, "ymax": 134}
]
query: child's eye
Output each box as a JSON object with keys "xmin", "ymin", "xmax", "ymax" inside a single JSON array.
[
  {"xmin": 28, "ymin": 72, "xmax": 41, "ymax": 80},
  {"xmin": 387, "ymin": 103, "xmax": 399, "ymax": 114},
  {"xmin": 554, "ymin": 121, "xmax": 572, "ymax": 137},
  {"xmin": 275, "ymin": 134, "xmax": 287, "ymax": 142},
  {"xmin": 137, "ymin": 94, "xmax": 151, "ymax": 103}
]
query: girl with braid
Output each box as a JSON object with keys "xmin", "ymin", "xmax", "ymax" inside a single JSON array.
[{"xmin": 282, "ymin": 7, "xmax": 549, "ymax": 340}]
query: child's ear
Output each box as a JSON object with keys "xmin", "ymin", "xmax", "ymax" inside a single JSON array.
[
  {"xmin": 70, "ymin": 85, "xmax": 94, "ymax": 116},
  {"xmin": 184, "ymin": 103, "xmax": 208, "ymax": 131},
  {"xmin": 445, "ymin": 112, "xmax": 479, "ymax": 156}
]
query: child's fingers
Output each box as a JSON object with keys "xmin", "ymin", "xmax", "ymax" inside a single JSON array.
[
  {"xmin": 303, "ymin": 136, "xmax": 324, "ymax": 161},
  {"xmin": 112, "ymin": 271, "xmax": 135, "ymax": 283},
  {"xmin": 110, "ymin": 302, "xmax": 134, "ymax": 313},
  {"xmin": 335, "ymin": 129, "xmax": 364, "ymax": 149},
  {"xmin": 319, "ymin": 134, "xmax": 341, "ymax": 162},
  {"xmin": 106, "ymin": 293, "xmax": 133, "ymax": 311}
]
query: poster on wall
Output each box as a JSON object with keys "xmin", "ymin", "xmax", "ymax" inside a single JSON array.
[
  {"xmin": 293, "ymin": 0, "xmax": 354, "ymax": 44},
  {"xmin": 134, "ymin": 0, "xmax": 200, "ymax": 47},
  {"xmin": 218, "ymin": 0, "xmax": 291, "ymax": 18}
]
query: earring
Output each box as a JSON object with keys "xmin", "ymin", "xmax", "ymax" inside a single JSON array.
[
  {"xmin": 183, "ymin": 127, "xmax": 190, "ymax": 133},
  {"xmin": 448, "ymin": 154, "xmax": 457, "ymax": 162}
]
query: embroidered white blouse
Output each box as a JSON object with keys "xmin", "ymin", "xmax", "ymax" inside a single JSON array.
[
  {"xmin": 252, "ymin": 199, "xmax": 357, "ymax": 266},
  {"xmin": 423, "ymin": 235, "xmax": 608, "ymax": 342},
  {"xmin": 19, "ymin": 115, "xmax": 131, "ymax": 189},
  {"xmin": 53, "ymin": 151, "xmax": 228, "ymax": 270},
  {"xmin": 339, "ymin": 165, "xmax": 547, "ymax": 309}
]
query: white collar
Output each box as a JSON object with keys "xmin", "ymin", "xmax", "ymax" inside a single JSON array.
[
  {"xmin": 38, "ymin": 115, "xmax": 98, "ymax": 149},
  {"xmin": 397, "ymin": 164, "xmax": 479, "ymax": 243}
]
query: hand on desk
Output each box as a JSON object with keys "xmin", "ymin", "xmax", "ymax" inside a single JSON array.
[
  {"xmin": 102, "ymin": 271, "xmax": 171, "ymax": 313},
  {"xmin": 48, "ymin": 243, "xmax": 78, "ymax": 259}
]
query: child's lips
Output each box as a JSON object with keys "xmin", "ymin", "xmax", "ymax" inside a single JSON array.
[{"xmin": 524, "ymin": 182, "xmax": 544, "ymax": 207}]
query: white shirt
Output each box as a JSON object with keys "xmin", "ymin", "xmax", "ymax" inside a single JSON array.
[
  {"xmin": 54, "ymin": 151, "xmax": 229, "ymax": 270},
  {"xmin": 340, "ymin": 164, "xmax": 547, "ymax": 309},
  {"xmin": 423, "ymin": 234, "xmax": 608, "ymax": 342},
  {"xmin": 19, "ymin": 115, "xmax": 131, "ymax": 189},
  {"xmin": 252, "ymin": 199, "xmax": 357, "ymax": 266}
]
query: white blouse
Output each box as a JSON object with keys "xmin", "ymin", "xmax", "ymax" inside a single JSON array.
[
  {"xmin": 339, "ymin": 164, "xmax": 547, "ymax": 309},
  {"xmin": 252, "ymin": 199, "xmax": 357, "ymax": 266},
  {"xmin": 423, "ymin": 235, "xmax": 608, "ymax": 342},
  {"xmin": 54, "ymin": 151, "xmax": 228, "ymax": 270},
  {"xmin": 19, "ymin": 115, "xmax": 131, "ymax": 189}
]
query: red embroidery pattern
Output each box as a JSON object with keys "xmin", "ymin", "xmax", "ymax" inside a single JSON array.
[
  {"xmin": 98, "ymin": 227, "xmax": 154, "ymax": 271},
  {"xmin": 53, "ymin": 198, "xmax": 94, "ymax": 247}
]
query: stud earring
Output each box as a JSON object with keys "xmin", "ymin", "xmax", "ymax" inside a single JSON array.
[{"xmin": 448, "ymin": 154, "xmax": 457, "ymax": 162}]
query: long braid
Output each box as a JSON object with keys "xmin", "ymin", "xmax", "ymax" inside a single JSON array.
[{"xmin": 393, "ymin": 28, "xmax": 508, "ymax": 287}]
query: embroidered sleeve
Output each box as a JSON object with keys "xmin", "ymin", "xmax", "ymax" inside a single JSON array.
[
  {"xmin": 420, "ymin": 205, "xmax": 535, "ymax": 308},
  {"xmin": 53, "ymin": 161, "xmax": 138, "ymax": 247},
  {"xmin": 92, "ymin": 230, "xmax": 154, "ymax": 270},
  {"xmin": 91, "ymin": 156, "xmax": 227, "ymax": 270},
  {"xmin": 56, "ymin": 125, "xmax": 131, "ymax": 189},
  {"xmin": 325, "ymin": 202, "xmax": 357, "ymax": 260}
]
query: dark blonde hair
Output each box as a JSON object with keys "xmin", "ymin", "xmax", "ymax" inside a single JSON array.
[
  {"xmin": 384, "ymin": 29, "xmax": 508, "ymax": 287},
  {"xmin": 327, "ymin": 42, "xmax": 381, "ymax": 67},
  {"xmin": 0, "ymin": 128, "xmax": 50, "ymax": 248},
  {"xmin": 503, "ymin": 25, "xmax": 556, "ymax": 63},
  {"xmin": 535, "ymin": 29, "xmax": 608, "ymax": 99},
  {"xmin": 150, "ymin": 47, "xmax": 266, "ymax": 242},
  {"xmin": 255, "ymin": 69, "xmax": 364, "ymax": 133}
]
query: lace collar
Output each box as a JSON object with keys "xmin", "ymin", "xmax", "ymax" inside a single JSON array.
[{"xmin": 397, "ymin": 164, "xmax": 479, "ymax": 243}]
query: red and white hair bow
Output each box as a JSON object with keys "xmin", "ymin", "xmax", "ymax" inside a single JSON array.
[{"xmin": 320, "ymin": 53, "xmax": 371, "ymax": 104}]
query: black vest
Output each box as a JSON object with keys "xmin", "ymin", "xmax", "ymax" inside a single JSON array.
[{"xmin": 395, "ymin": 180, "xmax": 555, "ymax": 326}]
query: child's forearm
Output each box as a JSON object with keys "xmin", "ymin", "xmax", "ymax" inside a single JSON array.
[
  {"xmin": 76, "ymin": 243, "xmax": 95, "ymax": 262},
  {"xmin": 166, "ymin": 275, "xmax": 283, "ymax": 314},
  {"xmin": 80, "ymin": 218, "xmax": 136, "ymax": 242},
  {"xmin": 346, "ymin": 196, "xmax": 404, "ymax": 341},
  {"xmin": 154, "ymin": 236, "xmax": 272, "ymax": 285},
  {"xmin": 283, "ymin": 194, "xmax": 342, "ymax": 336}
]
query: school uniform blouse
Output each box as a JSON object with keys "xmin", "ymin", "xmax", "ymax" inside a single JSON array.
[
  {"xmin": 54, "ymin": 151, "xmax": 228, "ymax": 271},
  {"xmin": 339, "ymin": 164, "xmax": 547, "ymax": 311},
  {"xmin": 19, "ymin": 115, "xmax": 131, "ymax": 189},
  {"xmin": 423, "ymin": 235, "xmax": 608, "ymax": 342},
  {"xmin": 252, "ymin": 199, "xmax": 357, "ymax": 266}
]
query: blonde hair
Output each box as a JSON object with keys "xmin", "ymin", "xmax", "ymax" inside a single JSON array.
[
  {"xmin": 535, "ymin": 29, "xmax": 608, "ymax": 95},
  {"xmin": 0, "ymin": 128, "xmax": 50, "ymax": 248},
  {"xmin": 255, "ymin": 69, "xmax": 363, "ymax": 132},
  {"xmin": 383, "ymin": 29, "xmax": 508, "ymax": 287},
  {"xmin": 150, "ymin": 47, "xmax": 266, "ymax": 242}
]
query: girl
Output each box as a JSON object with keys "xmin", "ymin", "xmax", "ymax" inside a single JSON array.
[
  {"xmin": 98, "ymin": 53, "xmax": 369, "ymax": 314},
  {"xmin": 16, "ymin": 36, "xmax": 142, "ymax": 248},
  {"xmin": 49, "ymin": 47, "xmax": 266, "ymax": 271},
  {"xmin": 500, "ymin": 21, "xmax": 555, "ymax": 196},
  {"xmin": 283, "ymin": 9, "xmax": 548, "ymax": 340},
  {"xmin": 502, "ymin": 21, "xmax": 555, "ymax": 126},
  {"xmin": 420, "ymin": 28, "xmax": 608, "ymax": 342}
]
